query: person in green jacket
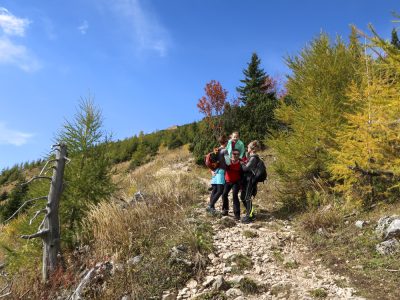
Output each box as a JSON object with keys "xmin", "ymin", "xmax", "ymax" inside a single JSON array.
[{"xmin": 226, "ymin": 131, "xmax": 245, "ymax": 159}]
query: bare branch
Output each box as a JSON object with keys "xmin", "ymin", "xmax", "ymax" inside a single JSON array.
[
  {"xmin": 348, "ymin": 162, "xmax": 394, "ymax": 177},
  {"xmin": 0, "ymin": 292, "xmax": 11, "ymax": 298},
  {"xmin": 29, "ymin": 209, "xmax": 47, "ymax": 225},
  {"xmin": 0, "ymin": 281, "xmax": 12, "ymax": 298},
  {"xmin": 21, "ymin": 229, "xmax": 49, "ymax": 240},
  {"xmin": 69, "ymin": 267, "xmax": 95, "ymax": 300},
  {"xmin": 38, "ymin": 215, "xmax": 47, "ymax": 231},
  {"xmin": 21, "ymin": 176, "xmax": 52, "ymax": 186},
  {"xmin": 39, "ymin": 159, "xmax": 58, "ymax": 176},
  {"xmin": 19, "ymin": 289, "xmax": 30, "ymax": 299},
  {"xmin": 65, "ymin": 157, "xmax": 71, "ymax": 165},
  {"xmin": 4, "ymin": 196, "xmax": 47, "ymax": 223},
  {"xmin": 0, "ymin": 284, "xmax": 8, "ymax": 294}
]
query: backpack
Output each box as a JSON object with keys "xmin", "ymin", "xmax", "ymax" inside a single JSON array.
[
  {"xmin": 252, "ymin": 157, "xmax": 267, "ymax": 183},
  {"xmin": 205, "ymin": 147, "xmax": 220, "ymax": 171}
]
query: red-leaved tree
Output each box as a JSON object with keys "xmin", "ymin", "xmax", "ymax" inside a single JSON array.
[{"xmin": 197, "ymin": 80, "xmax": 228, "ymax": 139}]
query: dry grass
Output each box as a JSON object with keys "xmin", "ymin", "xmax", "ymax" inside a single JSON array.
[
  {"xmin": 81, "ymin": 169, "xmax": 202, "ymax": 258},
  {"xmin": 78, "ymin": 147, "xmax": 213, "ymax": 299},
  {"xmin": 299, "ymin": 201, "xmax": 400, "ymax": 300},
  {"xmin": 0, "ymin": 146, "xmax": 214, "ymax": 299},
  {"xmin": 300, "ymin": 206, "xmax": 342, "ymax": 234}
]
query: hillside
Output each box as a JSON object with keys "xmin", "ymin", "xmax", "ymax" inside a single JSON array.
[
  {"xmin": 0, "ymin": 143, "xmax": 400, "ymax": 299},
  {"xmin": 2, "ymin": 16, "xmax": 400, "ymax": 300}
]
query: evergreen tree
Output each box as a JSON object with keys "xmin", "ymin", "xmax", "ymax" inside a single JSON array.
[
  {"xmin": 235, "ymin": 53, "xmax": 278, "ymax": 141},
  {"xmin": 269, "ymin": 33, "xmax": 364, "ymax": 208},
  {"xmin": 0, "ymin": 178, "xmax": 28, "ymax": 221},
  {"xmin": 391, "ymin": 28, "xmax": 400, "ymax": 49},
  {"xmin": 237, "ymin": 53, "xmax": 270, "ymax": 105},
  {"xmin": 57, "ymin": 97, "xmax": 115, "ymax": 244}
]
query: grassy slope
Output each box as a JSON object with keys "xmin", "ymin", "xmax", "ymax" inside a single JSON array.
[{"xmin": 1, "ymin": 146, "xmax": 400, "ymax": 299}]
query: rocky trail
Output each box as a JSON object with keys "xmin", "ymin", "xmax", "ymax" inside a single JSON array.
[{"xmin": 171, "ymin": 200, "xmax": 365, "ymax": 300}]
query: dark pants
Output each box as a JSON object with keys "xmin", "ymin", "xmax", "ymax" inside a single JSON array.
[
  {"xmin": 209, "ymin": 184, "xmax": 224, "ymax": 208},
  {"xmin": 240, "ymin": 177, "xmax": 257, "ymax": 218},
  {"xmin": 222, "ymin": 181, "xmax": 240, "ymax": 217}
]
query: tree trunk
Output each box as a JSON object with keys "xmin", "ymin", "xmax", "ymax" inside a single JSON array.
[{"xmin": 42, "ymin": 144, "xmax": 67, "ymax": 281}]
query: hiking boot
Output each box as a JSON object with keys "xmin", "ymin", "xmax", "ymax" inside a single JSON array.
[
  {"xmin": 221, "ymin": 210, "xmax": 228, "ymax": 216},
  {"xmin": 234, "ymin": 215, "xmax": 240, "ymax": 221},
  {"xmin": 241, "ymin": 215, "xmax": 254, "ymax": 224},
  {"xmin": 206, "ymin": 206, "xmax": 216, "ymax": 215}
]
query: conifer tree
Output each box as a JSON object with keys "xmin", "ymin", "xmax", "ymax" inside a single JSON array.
[
  {"xmin": 235, "ymin": 53, "xmax": 278, "ymax": 141},
  {"xmin": 57, "ymin": 97, "xmax": 114, "ymax": 243},
  {"xmin": 391, "ymin": 28, "xmax": 400, "ymax": 49},
  {"xmin": 330, "ymin": 65, "xmax": 400, "ymax": 204},
  {"xmin": 237, "ymin": 53, "xmax": 271, "ymax": 105},
  {"xmin": 329, "ymin": 23, "xmax": 400, "ymax": 205},
  {"xmin": 269, "ymin": 33, "xmax": 364, "ymax": 207}
]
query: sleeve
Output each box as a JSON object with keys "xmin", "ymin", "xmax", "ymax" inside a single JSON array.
[
  {"xmin": 238, "ymin": 140, "xmax": 245, "ymax": 158},
  {"xmin": 223, "ymin": 149, "xmax": 231, "ymax": 166},
  {"xmin": 226, "ymin": 140, "xmax": 232, "ymax": 157},
  {"xmin": 242, "ymin": 156, "xmax": 258, "ymax": 173}
]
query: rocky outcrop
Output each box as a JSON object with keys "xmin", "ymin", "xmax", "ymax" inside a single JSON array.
[{"xmin": 375, "ymin": 215, "xmax": 400, "ymax": 255}]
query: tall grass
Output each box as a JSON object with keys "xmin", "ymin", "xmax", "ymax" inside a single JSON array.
[
  {"xmin": 81, "ymin": 173, "xmax": 201, "ymax": 259},
  {"xmin": 79, "ymin": 153, "xmax": 212, "ymax": 299}
]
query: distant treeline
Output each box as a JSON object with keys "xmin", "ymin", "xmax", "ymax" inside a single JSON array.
[{"xmin": 0, "ymin": 159, "xmax": 43, "ymax": 186}]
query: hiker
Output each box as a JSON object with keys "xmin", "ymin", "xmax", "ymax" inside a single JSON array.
[
  {"xmin": 240, "ymin": 140, "xmax": 261, "ymax": 223},
  {"xmin": 221, "ymin": 149, "xmax": 242, "ymax": 220},
  {"xmin": 206, "ymin": 135, "xmax": 229, "ymax": 214},
  {"xmin": 226, "ymin": 131, "xmax": 245, "ymax": 159}
]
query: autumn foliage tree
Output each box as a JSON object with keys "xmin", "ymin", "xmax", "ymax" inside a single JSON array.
[
  {"xmin": 329, "ymin": 66, "xmax": 400, "ymax": 205},
  {"xmin": 269, "ymin": 32, "xmax": 364, "ymax": 209},
  {"xmin": 329, "ymin": 23, "xmax": 400, "ymax": 206},
  {"xmin": 197, "ymin": 80, "xmax": 228, "ymax": 139}
]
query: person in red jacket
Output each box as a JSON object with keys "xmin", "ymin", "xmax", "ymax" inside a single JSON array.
[{"xmin": 221, "ymin": 149, "xmax": 242, "ymax": 220}]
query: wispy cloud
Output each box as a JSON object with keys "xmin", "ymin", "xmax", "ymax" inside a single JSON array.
[
  {"xmin": 0, "ymin": 7, "xmax": 30, "ymax": 36},
  {"xmin": 0, "ymin": 122, "xmax": 34, "ymax": 146},
  {"xmin": 0, "ymin": 37, "xmax": 40, "ymax": 71},
  {"xmin": 78, "ymin": 20, "xmax": 89, "ymax": 35},
  {"xmin": 0, "ymin": 7, "xmax": 41, "ymax": 72},
  {"xmin": 108, "ymin": 0, "xmax": 171, "ymax": 57}
]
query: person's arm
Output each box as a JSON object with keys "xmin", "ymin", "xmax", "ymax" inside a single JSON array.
[
  {"xmin": 226, "ymin": 140, "xmax": 232, "ymax": 157},
  {"xmin": 238, "ymin": 140, "xmax": 245, "ymax": 159},
  {"xmin": 224, "ymin": 151, "xmax": 231, "ymax": 166},
  {"xmin": 242, "ymin": 156, "xmax": 258, "ymax": 172}
]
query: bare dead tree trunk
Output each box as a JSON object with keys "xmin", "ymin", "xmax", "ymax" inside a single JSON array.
[
  {"xmin": 5, "ymin": 144, "xmax": 69, "ymax": 284},
  {"xmin": 42, "ymin": 144, "xmax": 66, "ymax": 281}
]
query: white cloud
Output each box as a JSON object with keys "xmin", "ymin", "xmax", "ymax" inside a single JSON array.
[
  {"xmin": 0, "ymin": 7, "xmax": 30, "ymax": 36},
  {"xmin": 78, "ymin": 20, "xmax": 89, "ymax": 35},
  {"xmin": 108, "ymin": 0, "xmax": 170, "ymax": 56},
  {"xmin": 0, "ymin": 7, "xmax": 40, "ymax": 72},
  {"xmin": 0, "ymin": 37, "xmax": 41, "ymax": 72},
  {"xmin": 0, "ymin": 122, "xmax": 34, "ymax": 146}
]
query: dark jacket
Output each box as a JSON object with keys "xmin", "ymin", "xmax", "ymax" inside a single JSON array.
[
  {"xmin": 217, "ymin": 147, "xmax": 228, "ymax": 170},
  {"xmin": 241, "ymin": 153, "xmax": 260, "ymax": 178}
]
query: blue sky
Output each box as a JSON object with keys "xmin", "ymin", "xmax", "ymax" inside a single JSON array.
[{"xmin": 0, "ymin": 0, "xmax": 399, "ymax": 169}]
